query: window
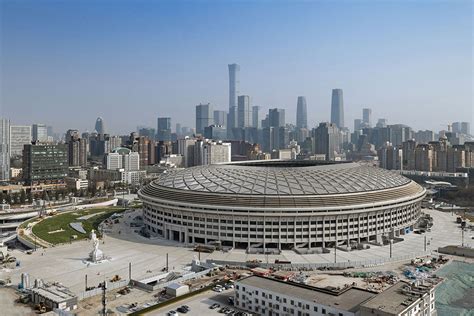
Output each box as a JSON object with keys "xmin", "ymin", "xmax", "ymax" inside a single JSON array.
[
  {"xmin": 313, "ymin": 306, "xmax": 318, "ymax": 312},
  {"xmin": 322, "ymin": 308, "xmax": 326, "ymax": 314}
]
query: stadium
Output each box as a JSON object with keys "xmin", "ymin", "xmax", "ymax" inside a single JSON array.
[{"xmin": 138, "ymin": 161, "xmax": 426, "ymax": 251}]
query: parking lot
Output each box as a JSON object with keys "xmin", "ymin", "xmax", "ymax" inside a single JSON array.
[{"xmin": 146, "ymin": 287, "xmax": 247, "ymax": 316}]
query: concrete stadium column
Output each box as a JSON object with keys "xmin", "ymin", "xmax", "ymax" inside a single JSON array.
[
  {"xmin": 346, "ymin": 214, "xmax": 350, "ymax": 246},
  {"xmin": 308, "ymin": 216, "xmax": 311, "ymax": 249},
  {"xmin": 322, "ymin": 216, "xmax": 326, "ymax": 248},
  {"xmin": 357, "ymin": 215, "xmax": 361, "ymax": 243},
  {"xmin": 263, "ymin": 216, "xmax": 266, "ymax": 253},
  {"xmin": 278, "ymin": 217, "xmax": 281, "ymax": 250},
  {"xmin": 247, "ymin": 216, "xmax": 251, "ymax": 248},
  {"xmin": 293, "ymin": 217, "xmax": 297, "ymax": 248}
]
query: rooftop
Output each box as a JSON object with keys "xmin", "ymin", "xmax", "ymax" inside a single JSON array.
[
  {"xmin": 360, "ymin": 281, "xmax": 433, "ymax": 314},
  {"xmin": 154, "ymin": 161, "xmax": 410, "ymax": 195},
  {"xmin": 237, "ymin": 275, "xmax": 376, "ymax": 312}
]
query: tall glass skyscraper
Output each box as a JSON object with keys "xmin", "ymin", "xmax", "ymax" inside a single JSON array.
[
  {"xmin": 237, "ymin": 95, "xmax": 251, "ymax": 128},
  {"xmin": 196, "ymin": 103, "xmax": 213, "ymax": 134},
  {"xmin": 0, "ymin": 118, "xmax": 10, "ymax": 180},
  {"xmin": 228, "ymin": 64, "xmax": 240, "ymax": 110},
  {"xmin": 95, "ymin": 117, "xmax": 105, "ymax": 134},
  {"xmin": 296, "ymin": 96, "xmax": 307, "ymax": 129},
  {"xmin": 330, "ymin": 89, "xmax": 344, "ymax": 128}
]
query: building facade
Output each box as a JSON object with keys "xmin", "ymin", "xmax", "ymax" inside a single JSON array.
[
  {"xmin": 22, "ymin": 144, "xmax": 68, "ymax": 185},
  {"xmin": 296, "ymin": 96, "xmax": 307, "ymax": 129},
  {"xmin": 330, "ymin": 89, "xmax": 344, "ymax": 128},
  {"xmin": 9, "ymin": 125, "xmax": 31, "ymax": 157},
  {"xmin": 0, "ymin": 119, "xmax": 10, "ymax": 181}
]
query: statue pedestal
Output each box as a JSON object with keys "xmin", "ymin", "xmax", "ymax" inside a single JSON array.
[{"xmin": 89, "ymin": 248, "xmax": 104, "ymax": 262}]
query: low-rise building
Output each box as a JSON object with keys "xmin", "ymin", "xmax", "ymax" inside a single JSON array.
[
  {"xmin": 359, "ymin": 281, "xmax": 436, "ymax": 316},
  {"xmin": 234, "ymin": 275, "xmax": 376, "ymax": 316},
  {"xmin": 30, "ymin": 284, "xmax": 78, "ymax": 312},
  {"xmin": 234, "ymin": 275, "xmax": 438, "ymax": 316}
]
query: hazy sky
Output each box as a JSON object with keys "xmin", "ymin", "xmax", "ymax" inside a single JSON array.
[{"xmin": 1, "ymin": 0, "xmax": 472, "ymax": 135}]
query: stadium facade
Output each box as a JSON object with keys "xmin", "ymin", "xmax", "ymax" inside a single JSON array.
[{"xmin": 139, "ymin": 161, "xmax": 425, "ymax": 250}]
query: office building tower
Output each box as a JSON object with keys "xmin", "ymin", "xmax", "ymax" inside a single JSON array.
[
  {"xmin": 228, "ymin": 64, "xmax": 240, "ymax": 109},
  {"xmin": 22, "ymin": 143, "xmax": 68, "ymax": 185},
  {"xmin": 461, "ymin": 122, "xmax": 470, "ymax": 135},
  {"xmin": 32, "ymin": 124, "xmax": 48, "ymax": 142},
  {"xmin": 213, "ymin": 110, "xmax": 227, "ymax": 127},
  {"xmin": 9, "ymin": 125, "xmax": 31, "ymax": 157},
  {"xmin": 157, "ymin": 117, "xmax": 172, "ymax": 141},
  {"xmin": 94, "ymin": 117, "xmax": 105, "ymax": 134},
  {"xmin": 204, "ymin": 125, "xmax": 227, "ymax": 140},
  {"xmin": 227, "ymin": 106, "xmax": 238, "ymax": 136},
  {"xmin": 237, "ymin": 95, "xmax": 252, "ymax": 128},
  {"xmin": 354, "ymin": 119, "xmax": 362, "ymax": 132},
  {"xmin": 453, "ymin": 122, "xmax": 471, "ymax": 135},
  {"xmin": 178, "ymin": 138, "xmax": 196, "ymax": 167},
  {"xmin": 268, "ymin": 108, "xmax": 285, "ymax": 127},
  {"xmin": 330, "ymin": 89, "xmax": 344, "ymax": 128},
  {"xmin": 194, "ymin": 140, "xmax": 231, "ymax": 166},
  {"xmin": 175, "ymin": 123, "xmax": 182, "ymax": 136},
  {"xmin": 362, "ymin": 108, "xmax": 372, "ymax": 127},
  {"xmin": 105, "ymin": 147, "xmax": 140, "ymax": 171},
  {"xmin": 195, "ymin": 103, "xmax": 213, "ymax": 134},
  {"xmin": 415, "ymin": 130, "xmax": 435, "ymax": 144},
  {"xmin": 138, "ymin": 127, "xmax": 156, "ymax": 139},
  {"xmin": 65, "ymin": 129, "xmax": 88, "ymax": 167},
  {"xmin": 252, "ymin": 106, "xmax": 260, "ymax": 129},
  {"xmin": 296, "ymin": 96, "xmax": 308, "ymax": 129},
  {"xmin": 0, "ymin": 118, "xmax": 10, "ymax": 180},
  {"xmin": 446, "ymin": 145, "xmax": 465, "ymax": 172},
  {"xmin": 376, "ymin": 118, "xmax": 387, "ymax": 128},
  {"xmin": 312, "ymin": 122, "xmax": 339, "ymax": 161}
]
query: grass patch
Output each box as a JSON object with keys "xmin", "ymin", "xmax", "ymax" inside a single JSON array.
[{"xmin": 32, "ymin": 207, "xmax": 126, "ymax": 245}]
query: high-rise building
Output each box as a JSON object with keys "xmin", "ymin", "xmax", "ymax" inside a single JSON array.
[
  {"xmin": 237, "ymin": 95, "xmax": 252, "ymax": 128},
  {"xmin": 376, "ymin": 118, "xmax": 388, "ymax": 128},
  {"xmin": 178, "ymin": 137, "xmax": 196, "ymax": 167},
  {"xmin": 105, "ymin": 147, "xmax": 140, "ymax": 171},
  {"xmin": 228, "ymin": 64, "xmax": 240, "ymax": 109},
  {"xmin": 268, "ymin": 108, "xmax": 285, "ymax": 127},
  {"xmin": 65, "ymin": 129, "xmax": 88, "ymax": 167},
  {"xmin": 402, "ymin": 139, "xmax": 417, "ymax": 170},
  {"xmin": 32, "ymin": 123, "xmax": 48, "ymax": 142},
  {"xmin": 330, "ymin": 89, "xmax": 344, "ymax": 128},
  {"xmin": 138, "ymin": 127, "xmax": 156, "ymax": 139},
  {"xmin": 415, "ymin": 144, "xmax": 433, "ymax": 171},
  {"xmin": 95, "ymin": 117, "xmax": 105, "ymax": 134},
  {"xmin": 312, "ymin": 122, "xmax": 339, "ymax": 161},
  {"xmin": 22, "ymin": 143, "xmax": 68, "ymax": 185},
  {"xmin": 453, "ymin": 121, "xmax": 471, "ymax": 135},
  {"xmin": 157, "ymin": 117, "xmax": 172, "ymax": 141},
  {"xmin": 362, "ymin": 108, "xmax": 372, "ymax": 127},
  {"xmin": 194, "ymin": 140, "xmax": 231, "ymax": 166},
  {"xmin": 213, "ymin": 110, "xmax": 227, "ymax": 127},
  {"xmin": 296, "ymin": 96, "xmax": 307, "ymax": 129},
  {"xmin": 252, "ymin": 106, "xmax": 260, "ymax": 129},
  {"xmin": 0, "ymin": 118, "xmax": 10, "ymax": 180},
  {"xmin": 9, "ymin": 125, "xmax": 31, "ymax": 157},
  {"xmin": 354, "ymin": 119, "xmax": 362, "ymax": 131},
  {"xmin": 195, "ymin": 103, "xmax": 213, "ymax": 134}
]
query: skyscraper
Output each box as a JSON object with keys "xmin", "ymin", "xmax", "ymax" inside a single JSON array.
[
  {"xmin": 268, "ymin": 108, "xmax": 285, "ymax": 127},
  {"xmin": 252, "ymin": 106, "xmax": 260, "ymax": 129},
  {"xmin": 95, "ymin": 117, "xmax": 105, "ymax": 134},
  {"xmin": 32, "ymin": 123, "xmax": 48, "ymax": 142},
  {"xmin": 330, "ymin": 89, "xmax": 344, "ymax": 128},
  {"xmin": 237, "ymin": 95, "xmax": 252, "ymax": 128},
  {"xmin": 9, "ymin": 125, "xmax": 31, "ymax": 157},
  {"xmin": 195, "ymin": 103, "xmax": 213, "ymax": 134},
  {"xmin": 213, "ymin": 110, "xmax": 227, "ymax": 127},
  {"xmin": 296, "ymin": 96, "xmax": 307, "ymax": 129},
  {"xmin": 362, "ymin": 108, "xmax": 372, "ymax": 127},
  {"xmin": 0, "ymin": 118, "xmax": 10, "ymax": 180},
  {"xmin": 313, "ymin": 122, "xmax": 340, "ymax": 161},
  {"xmin": 157, "ymin": 117, "xmax": 172, "ymax": 141},
  {"xmin": 228, "ymin": 64, "xmax": 240, "ymax": 109},
  {"xmin": 65, "ymin": 129, "xmax": 88, "ymax": 167}
]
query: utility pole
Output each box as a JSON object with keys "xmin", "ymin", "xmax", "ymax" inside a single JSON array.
[
  {"xmin": 166, "ymin": 253, "xmax": 169, "ymax": 272},
  {"xmin": 101, "ymin": 281, "xmax": 107, "ymax": 316},
  {"xmin": 85, "ymin": 275, "xmax": 88, "ymax": 291},
  {"xmin": 129, "ymin": 262, "xmax": 132, "ymax": 280},
  {"xmin": 424, "ymin": 235, "xmax": 427, "ymax": 252},
  {"xmin": 334, "ymin": 242, "xmax": 337, "ymax": 263},
  {"xmin": 34, "ymin": 235, "xmax": 37, "ymax": 252},
  {"xmin": 390, "ymin": 240, "xmax": 393, "ymax": 258}
]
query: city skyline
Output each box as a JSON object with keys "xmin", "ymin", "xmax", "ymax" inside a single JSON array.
[{"xmin": 1, "ymin": 0, "xmax": 472, "ymax": 134}]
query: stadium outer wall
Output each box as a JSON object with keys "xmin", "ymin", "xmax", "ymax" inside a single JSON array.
[{"xmin": 138, "ymin": 162, "xmax": 426, "ymax": 251}]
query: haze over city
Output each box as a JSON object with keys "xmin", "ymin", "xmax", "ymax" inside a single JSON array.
[{"xmin": 1, "ymin": 0, "xmax": 472, "ymax": 134}]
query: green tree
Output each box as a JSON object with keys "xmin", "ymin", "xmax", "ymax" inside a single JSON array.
[
  {"xmin": 20, "ymin": 189, "xmax": 26, "ymax": 204},
  {"xmin": 27, "ymin": 191, "xmax": 33, "ymax": 203}
]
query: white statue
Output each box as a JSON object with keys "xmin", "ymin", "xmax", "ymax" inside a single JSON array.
[{"xmin": 89, "ymin": 229, "xmax": 104, "ymax": 262}]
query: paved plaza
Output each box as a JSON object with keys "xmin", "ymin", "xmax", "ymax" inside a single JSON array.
[{"xmin": 1, "ymin": 208, "xmax": 471, "ymax": 295}]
